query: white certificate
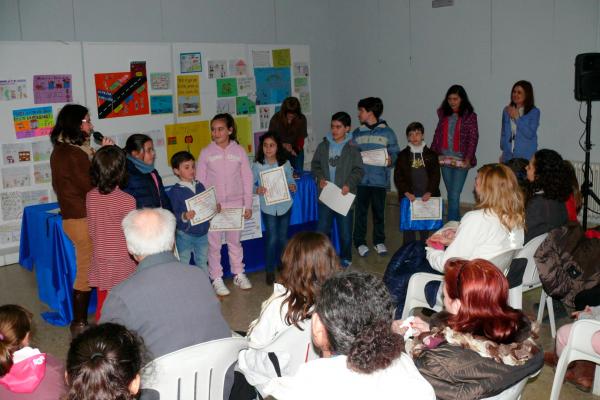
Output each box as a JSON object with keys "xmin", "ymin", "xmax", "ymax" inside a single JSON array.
[
  {"xmin": 411, "ymin": 197, "xmax": 443, "ymax": 220},
  {"xmin": 259, "ymin": 166, "xmax": 291, "ymax": 206},
  {"xmin": 318, "ymin": 181, "xmax": 356, "ymax": 217},
  {"xmin": 185, "ymin": 186, "xmax": 217, "ymax": 225},
  {"xmin": 360, "ymin": 148, "xmax": 388, "ymax": 166},
  {"xmin": 209, "ymin": 207, "xmax": 245, "ymax": 231}
]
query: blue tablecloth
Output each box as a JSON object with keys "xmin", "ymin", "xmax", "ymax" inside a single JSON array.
[{"xmin": 19, "ymin": 172, "xmax": 337, "ymax": 326}]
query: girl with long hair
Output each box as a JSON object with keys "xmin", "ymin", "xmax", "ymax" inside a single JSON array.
[{"xmin": 395, "ymin": 259, "xmax": 543, "ymax": 400}]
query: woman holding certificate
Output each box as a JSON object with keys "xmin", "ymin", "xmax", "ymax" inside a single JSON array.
[
  {"xmin": 197, "ymin": 113, "xmax": 254, "ymax": 296},
  {"xmin": 252, "ymin": 132, "xmax": 296, "ymax": 285}
]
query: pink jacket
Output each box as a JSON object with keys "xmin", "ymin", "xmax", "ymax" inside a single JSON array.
[{"xmin": 196, "ymin": 141, "xmax": 253, "ymax": 209}]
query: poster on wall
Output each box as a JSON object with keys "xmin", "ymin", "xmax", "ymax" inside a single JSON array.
[
  {"xmin": 236, "ymin": 96, "xmax": 256, "ymax": 115},
  {"xmin": 150, "ymin": 95, "xmax": 173, "ymax": 114},
  {"xmin": 229, "ymin": 59, "xmax": 247, "ymax": 77},
  {"xmin": 259, "ymin": 106, "xmax": 272, "ymax": 130},
  {"xmin": 177, "ymin": 75, "xmax": 201, "ymax": 116},
  {"xmin": 207, "ymin": 60, "xmax": 227, "ymax": 79},
  {"xmin": 32, "ymin": 141, "xmax": 52, "ymax": 162},
  {"xmin": 94, "ymin": 62, "xmax": 149, "ymax": 119},
  {"xmin": 0, "ymin": 223, "xmax": 20, "ymax": 246},
  {"xmin": 12, "ymin": 106, "xmax": 54, "ymax": 139},
  {"xmin": 165, "ymin": 120, "xmax": 211, "ymax": 163},
  {"xmin": 293, "ymin": 62, "xmax": 310, "ymax": 78},
  {"xmin": 2, "ymin": 166, "xmax": 31, "ymax": 188},
  {"xmin": 254, "ymin": 68, "xmax": 291, "ymax": 105},
  {"xmin": 235, "ymin": 117, "xmax": 253, "ymax": 155},
  {"xmin": 2, "ymin": 143, "xmax": 32, "ymax": 165},
  {"xmin": 33, "ymin": 74, "xmax": 72, "ymax": 104},
  {"xmin": 216, "ymin": 98, "xmax": 236, "ymax": 114},
  {"xmin": 217, "ymin": 78, "xmax": 238, "ymax": 98},
  {"xmin": 180, "ymin": 52, "xmax": 202, "ymax": 73},
  {"xmin": 0, "ymin": 79, "xmax": 27, "ymax": 101},
  {"xmin": 252, "ymin": 50, "xmax": 271, "ymax": 68},
  {"xmin": 272, "ymin": 49, "xmax": 291, "ymax": 68}
]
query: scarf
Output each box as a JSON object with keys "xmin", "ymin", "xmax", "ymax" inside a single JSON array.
[
  {"xmin": 442, "ymin": 114, "xmax": 461, "ymax": 152},
  {"xmin": 127, "ymin": 154, "xmax": 155, "ymax": 174}
]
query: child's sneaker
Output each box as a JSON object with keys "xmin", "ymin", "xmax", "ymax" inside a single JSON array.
[
  {"xmin": 234, "ymin": 273, "xmax": 253, "ymax": 290},
  {"xmin": 341, "ymin": 259, "xmax": 352, "ymax": 268},
  {"xmin": 357, "ymin": 245, "xmax": 369, "ymax": 257},
  {"xmin": 374, "ymin": 243, "xmax": 388, "ymax": 255},
  {"xmin": 212, "ymin": 278, "xmax": 230, "ymax": 296}
]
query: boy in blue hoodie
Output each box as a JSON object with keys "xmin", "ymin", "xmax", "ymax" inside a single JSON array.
[
  {"xmin": 167, "ymin": 151, "xmax": 210, "ymax": 270},
  {"xmin": 352, "ymin": 97, "xmax": 399, "ymax": 257},
  {"xmin": 311, "ymin": 112, "xmax": 364, "ymax": 267}
]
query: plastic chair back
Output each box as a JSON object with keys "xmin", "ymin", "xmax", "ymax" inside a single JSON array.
[
  {"xmin": 141, "ymin": 337, "xmax": 248, "ymax": 400},
  {"xmin": 550, "ymin": 319, "xmax": 600, "ymax": 399},
  {"xmin": 516, "ymin": 233, "xmax": 547, "ymax": 287}
]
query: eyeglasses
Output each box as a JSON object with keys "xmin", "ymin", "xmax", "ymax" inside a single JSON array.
[{"xmin": 81, "ymin": 119, "xmax": 92, "ymax": 124}]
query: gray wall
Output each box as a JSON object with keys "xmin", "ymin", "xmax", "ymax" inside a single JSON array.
[{"xmin": 2, "ymin": 0, "xmax": 600, "ymax": 201}]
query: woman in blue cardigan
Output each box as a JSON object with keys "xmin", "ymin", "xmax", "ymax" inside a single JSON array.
[{"xmin": 500, "ymin": 80, "xmax": 540, "ymax": 162}]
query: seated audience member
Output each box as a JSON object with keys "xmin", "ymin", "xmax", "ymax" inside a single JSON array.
[
  {"xmin": 236, "ymin": 232, "xmax": 340, "ymax": 397},
  {"xmin": 395, "ymin": 259, "xmax": 543, "ymax": 400},
  {"xmin": 544, "ymin": 305, "xmax": 600, "ymax": 392},
  {"xmin": 385, "ymin": 163, "xmax": 525, "ymax": 313},
  {"xmin": 123, "ymin": 134, "xmax": 172, "ymax": 210},
  {"xmin": 263, "ymin": 271, "xmax": 436, "ymax": 400},
  {"xmin": 0, "ymin": 305, "xmax": 66, "ymax": 400},
  {"xmin": 65, "ymin": 323, "xmax": 144, "ymax": 400},
  {"xmin": 563, "ymin": 160, "xmax": 582, "ymax": 222},
  {"xmin": 524, "ymin": 149, "xmax": 571, "ymax": 243}
]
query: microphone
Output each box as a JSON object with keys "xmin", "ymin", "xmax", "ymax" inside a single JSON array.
[{"xmin": 92, "ymin": 130, "xmax": 104, "ymax": 144}]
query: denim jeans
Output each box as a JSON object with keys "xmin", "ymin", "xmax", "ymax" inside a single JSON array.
[
  {"xmin": 289, "ymin": 149, "xmax": 305, "ymax": 172},
  {"xmin": 262, "ymin": 210, "xmax": 291, "ymax": 272},
  {"xmin": 317, "ymin": 203, "xmax": 354, "ymax": 262},
  {"xmin": 176, "ymin": 230, "xmax": 209, "ymax": 272},
  {"xmin": 353, "ymin": 185, "xmax": 386, "ymax": 248},
  {"xmin": 441, "ymin": 166, "xmax": 469, "ymax": 222}
]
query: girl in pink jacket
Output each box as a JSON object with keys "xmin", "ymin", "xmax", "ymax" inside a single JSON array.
[{"xmin": 196, "ymin": 113, "xmax": 254, "ymax": 296}]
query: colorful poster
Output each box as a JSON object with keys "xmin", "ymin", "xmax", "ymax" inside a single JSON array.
[
  {"xmin": 177, "ymin": 75, "xmax": 201, "ymax": 116},
  {"xmin": 2, "ymin": 143, "xmax": 32, "ymax": 165},
  {"xmin": 293, "ymin": 62, "xmax": 310, "ymax": 77},
  {"xmin": 216, "ymin": 98, "xmax": 236, "ymax": 114},
  {"xmin": 207, "ymin": 60, "xmax": 227, "ymax": 79},
  {"xmin": 272, "ymin": 49, "xmax": 291, "ymax": 68},
  {"xmin": 236, "ymin": 96, "xmax": 256, "ymax": 115},
  {"xmin": 150, "ymin": 95, "xmax": 173, "ymax": 114},
  {"xmin": 33, "ymin": 163, "xmax": 51, "ymax": 184},
  {"xmin": 180, "ymin": 52, "xmax": 202, "ymax": 73},
  {"xmin": 254, "ymin": 131, "xmax": 266, "ymax": 155},
  {"xmin": 237, "ymin": 77, "xmax": 255, "ymax": 96},
  {"xmin": 0, "ymin": 79, "xmax": 27, "ymax": 101},
  {"xmin": 254, "ymin": 68, "xmax": 291, "ymax": 105},
  {"xmin": 94, "ymin": 62, "xmax": 149, "ymax": 119},
  {"xmin": 217, "ymin": 78, "xmax": 238, "ymax": 98},
  {"xmin": 33, "ymin": 74, "xmax": 72, "ymax": 104},
  {"xmin": 165, "ymin": 120, "xmax": 211, "ymax": 163},
  {"xmin": 229, "ymin": 59, "xmax": 247, "ymax": 77},
  {"xmin": 32, "ymin": 141, "xmax": 52, "ymax": 162},
  {"xmin": 235, "ymin": 116, "xmax": 253, "ymax": 155},
  {"xmin": 299, "ymin": 92, "xmax": 311, "ymax": 113},
  {"xmin": 294, "ymin": 77, "xmax": 309, "ymax": 93},
  {"xmin": 252, "ymin": 50, "xmax": 271, "ymax": 67},
  {"xmin": 259, "ymin": 106, "xmax": 272, "ymax": 130},
  {"xmin": 150, "ymin": 72, "xmax": 171, "ymax": 90},
  {"xmin": 12, "ymin": 106, "xmax": 54, "ymax": 139}
]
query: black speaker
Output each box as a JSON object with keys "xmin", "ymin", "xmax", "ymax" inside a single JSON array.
[{"xmin": 575, "ymin": 53, "xmax": 600, "ymax": 101}]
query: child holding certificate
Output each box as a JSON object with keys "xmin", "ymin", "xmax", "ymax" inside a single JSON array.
[
  {"xmin": 252, "ymin": 132, "xmax": 296, "ymax": 285},
  {"xmin": 197, "ymin": 113, "xmax": 254, "ymax": 296},
  {"xmin": 312, "ymin": 112, "xmax": 364, "ymax": 267},
  {"xmin": 394, "ymin": 122, "xmax": 441, "ymax": 244},
  {"xmin": 167, "ymin": 151, "xmax": 211, "ymax": 270}
]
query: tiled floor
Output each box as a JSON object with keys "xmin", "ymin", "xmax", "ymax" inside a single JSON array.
[{"xmin": 0, "ymin": 200, "xmax": 594, "ymax": 400}]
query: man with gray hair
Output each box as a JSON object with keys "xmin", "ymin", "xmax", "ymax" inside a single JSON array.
[{"xmin": 100, "ymin": 208, "xmax": 231, "ymax": 361}]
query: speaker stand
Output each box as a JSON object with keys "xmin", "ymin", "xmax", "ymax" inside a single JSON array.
[{"xmin": 582, "ymin": 99, "xmax": 600, "ymax": 230}]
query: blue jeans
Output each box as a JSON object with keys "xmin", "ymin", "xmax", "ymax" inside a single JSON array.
[
  {"xmin": 262, "ymin": 210, "xmax": 291, "ymax": 272},
  {"xmin": 317, "ymin": 203, "xmax": 354, "ymax": 262},
  {"xmin": 176, "ymin": 230, "xmax": 209, "ymax": 271},
  {"xmin": 290, "ymin": 149, "xmax": 305, "ymax": 172},
  {"xmin": 441, "ymin": 166, "xmax": 469, "ymax": 222}
]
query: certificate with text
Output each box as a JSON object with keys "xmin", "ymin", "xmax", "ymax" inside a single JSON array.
[
  {"xmin": 360, "ymin": 148, "xmax": 388, "ymax": 166},
  {"xmin": 260, "ymin": 166, "xmax": 291, "ymax": 206},
  {"xmin": 411, "ymin": 197, "xmax": 443, "ymax": 220},
  {"xmin": 185, "ymin": 186, "xmax": 218, "ymax": 225},
  {"xmin": 209, "ymin": 208, "xmax": 245, "ymax": 231}
]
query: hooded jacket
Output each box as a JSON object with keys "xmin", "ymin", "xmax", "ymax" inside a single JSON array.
[
  {"xmin": 351, "ymin": 120, "xmax": 399, "ymax": 189},
  {"xmin": 394, "ymin": 143, "xmax": 441, "ymax": 199},
  {"xmin": 311, "ymin": 134, "xmax": 364, "ymax": 195}
]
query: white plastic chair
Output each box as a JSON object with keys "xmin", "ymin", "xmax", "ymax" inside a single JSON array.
[
  {"xmin": 401, "ymin": 249, "xmax": 517, "ymax": 320},
  {"xmin": 141, "ymin": 337, "xmax": 248, "ymax": 400},
  {"xmin": 550, "ymin": 319, "xmax": 600, "ymax": 399},
  {"xmin": 507, "ymin": 233, "xmax": 547, "ymax": 309}
]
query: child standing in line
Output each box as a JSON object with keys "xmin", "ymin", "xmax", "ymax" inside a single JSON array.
[
  {"xmin": 196, "ymin": 113, "xmax": 253, "ymax": 296},
  {"xmin": 167, "ymin": 151, "xmax": 211, "ymax": 270},
  {"xmin": 352, "ymin": 97, "xmax": 399, "ymax": 257},
  {"xmin": 394, "ymin": 122, "xmax": 441, "ymax": 243},
  {"xmin": 253, "ymin": 132, "xmax": 296, "ymax": 285},
  {"xmin": 87, "ymin": 145, "xmax": 137, "ymax": 321},
  {"xmin": 312, "ymin": 112, "xmax": 364, "ymax": 267}
]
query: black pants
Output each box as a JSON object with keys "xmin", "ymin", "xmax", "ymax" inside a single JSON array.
[
  {"xmin": 403, "ymin": 230, "xmax": 430, "ymax": 244},
  {"xmin": 353, "ymin": 185, "xmax": 386, "ymax": 248},
  {"xmin": 575, "ymin": 285, "xmax": 600, "ymax": 310}
]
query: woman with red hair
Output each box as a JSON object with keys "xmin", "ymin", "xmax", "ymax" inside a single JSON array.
[{"xmin": 394, "ymin": 259, "xmax": 543, "ymax": 400}]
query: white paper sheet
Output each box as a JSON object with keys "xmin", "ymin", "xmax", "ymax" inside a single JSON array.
[
  {"xmin": 209, "ymin": 208, "xmax": 244, "ymax": 231},
  {"xmin": 411, "ymin": 197, "xmax": 443, "ymax": 220},
  {"xmin": 185, "ymin": 186, "xmax": 217, "ymax": 225},
  {"xmin": 318, "ymin": 181, "xmax": 355, "ymax": 217},
  {"xmin": 260, "ymin": 166, "xmax": 291, "ymax": 206},
  {"xmin": 360, "ymin": 148, "xmax": 389, "ymax": 167},
  {"xmin": 240, "ymin": 195, "xmax": 262, "ymax": 241}
]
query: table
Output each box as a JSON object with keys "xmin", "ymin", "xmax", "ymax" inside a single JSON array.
[{"xmin": 19, "ymin": 172, "xmax": 337, "ymax": 326}]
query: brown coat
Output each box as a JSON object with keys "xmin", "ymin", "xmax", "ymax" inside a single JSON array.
[
  {"xmin": 50, "ymin": 142, "xmax": 92, "ymax": 219},
  {"xmin": 268, "ymin": 113, "xmax": 307, "ymax": 151}
]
